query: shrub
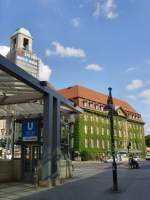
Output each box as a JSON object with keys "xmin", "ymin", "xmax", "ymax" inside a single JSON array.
[{"xmin": 80, "ymin": 150, "xmax": 96, "ymax": 161}]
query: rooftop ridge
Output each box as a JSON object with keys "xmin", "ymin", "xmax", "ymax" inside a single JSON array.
[{"xmin": 58, "ymin": 85, "xmax": 138, "ymax": 114}]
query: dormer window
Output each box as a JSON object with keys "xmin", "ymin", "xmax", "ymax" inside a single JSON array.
[
  {"xmin": 83, "ymin": 101, "xmax": 87, "ymax": 107},
  {"xmin": 101, "ymin": 106, "xmax": 104, "ymax": 111},
  {"xmin": 96, "ymin": 104, "xmax": 99, "ymax": 110},
  {"xmin": 23, "ymin": 38, "xmax": 29, "ymax": 50},
  {"xmin": 90, "ymin": 103, "xmax": 93, "ymax": 108}
]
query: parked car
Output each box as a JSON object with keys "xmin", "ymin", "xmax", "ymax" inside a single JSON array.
[
  {"xmin": 134, "ymin": 157, "xmax": 141, "ymax": 161},
  {"xmin": 146, "ymin": 154, "xmax": 150, "ymax": 160}
]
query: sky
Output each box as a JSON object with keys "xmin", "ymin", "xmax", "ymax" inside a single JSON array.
[{"xmin": 0, "ymin": 0, "xmax": 150, "ymax": 134}]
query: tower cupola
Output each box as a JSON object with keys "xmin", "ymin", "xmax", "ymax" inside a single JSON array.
[{"xmin": 10, "ymin": 27, "xmax": 33, "ymax": 52}]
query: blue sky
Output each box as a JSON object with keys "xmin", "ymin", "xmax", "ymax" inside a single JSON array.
[{"xmin": 1, "ymin": 0, "xmax": 150, "ymax": 134}]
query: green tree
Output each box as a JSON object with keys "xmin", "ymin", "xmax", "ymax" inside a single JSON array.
[{"xmin": 145, "ymin": 135, "xmax": 150, "ymax": 147}]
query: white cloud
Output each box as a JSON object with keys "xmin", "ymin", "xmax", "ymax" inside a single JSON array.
[
  {"xmin": 93, "ymin": 1, "xmax": 101, "ymax": 17},
  {"xmin": 93, "ymin": 0, "xmax": 118, "ymax": 20},
  {"xmin": 45, "ymin": 41, "xmax": 86, "ymax": 58},
  {"xmin": 0, "ymin": 45, "xmax": 52, "ymax": 82},
  {"xmin": 38, "ymin": 60, "xmax": 52, "ymax": 81},
  {"xmin": 125, "ymin": 67, "xmax": 136, "ymax": 73},
  {"xmin": 126, "ymin": 80, "xmax": 144, "ymax": 90},
  {"xmin": 71, "ymin": 17, "xmax": 80, "ymax": 28},
  {"xmin": 126, "ymin": 95, "xmax": 137, "ymax": 100},
  {"xmin": 85, "ymin": 64, "xmax": 103, "ymax": 71},
  {"xmin": 139, "ymin": 89, "xmax": 150, "ymax": 104},
  {"xmin": 0, "ymin": 45, "xmax": 10, "ymax": 57}
]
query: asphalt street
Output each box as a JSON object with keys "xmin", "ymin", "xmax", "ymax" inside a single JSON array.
[{"xmin": 18, "ymin": 160, "xmax": 150, "ymax": 200}]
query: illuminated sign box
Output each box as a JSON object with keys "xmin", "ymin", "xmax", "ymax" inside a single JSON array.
[{"xmin": 22, "ymin": 119, "xmax": 38, "ymax": 141}]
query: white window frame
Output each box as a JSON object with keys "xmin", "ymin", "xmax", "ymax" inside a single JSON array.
[
  {"xmin": 84, "ymin": 125, "xmax": 88, "ymax": 134},
  {"xmin": 85, "ymin": 138, "xmax": 88, "ymax": 148},
  {"xmin": 91, "ymin": 139, "xmax": 94, "ymax": 148},
  {"xmin": 91, "ymin": 126, "xmax": 94, "ymax": 134}
]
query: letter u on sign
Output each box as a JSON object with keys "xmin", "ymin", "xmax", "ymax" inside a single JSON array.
[{"xmin": 27, "ymin": 122, "xmax": 33, "ymax": 130}]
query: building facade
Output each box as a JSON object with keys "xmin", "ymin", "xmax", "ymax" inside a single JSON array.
[
  {"xmin": 7, "ymin": 28, "xmax": 39, "ymax": 78},
  {"xmin": 59, "ymin": 85, "xmax": 146, "ymax": 160},
  {"xmin": 0, "ymin": 28, "xmax": 41, "ymax": 158}
]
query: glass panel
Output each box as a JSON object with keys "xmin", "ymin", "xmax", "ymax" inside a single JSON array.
[
  {"xmin": 14, "ymin": 144, "xmax": 21, "ymax": 158},
  {"xmin": 14, "ymin": 121, "xmax": 22, "ymax": 142}
]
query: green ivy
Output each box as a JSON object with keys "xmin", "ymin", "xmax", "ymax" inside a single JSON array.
[{"xmin": 73, "ymin": 111, "xmax": 146, "ymax": 159}]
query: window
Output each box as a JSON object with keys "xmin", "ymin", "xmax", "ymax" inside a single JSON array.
[
  {"xmin": 84, "ymin": 125, "xmax": 87, "ymax": 134},
  {"xmin": 83, "ymin": 102, "xmax": 87, "ymax": 107},
  {"xmin": 14, "ymin": 145, "xmax": 21, "ymax": 159},
  {"xmin": 119, "ymin": 130, "xmax": 122, "ymax": 137},
  {"xmin": 107, "ymin": 129, "xmax": 110, "ymax": 135},
  {"xmin": 91, "ymin": 126, "xmax": 94, "ymax": 134},
  {"xmin": 85, "ymin": 138, "xmax": 88, "ymax": 148},
  {"xmin": 124, "ymin": 131, "xmax": 126, "ymax": 137},
  {"xmin": 90, "ymin": 103, "xmax": 93, "ymax": 108},
  {"xmin": 96, "ymin": 105, "xmax": 99, "ymax": 110},
  {"xmin": 102, "ymin": 140, "xmax": 105, "ymax": 148},
  {"xmin": 96, "ymin": 116, "xmax": 99, "ymax": 122},
  {"xmin": 97, "ymin": 139, "xmax": 100, "ymax": 148},
  {"xmin": 84, "ymin": 114, "xmax": 87, "ymax": 121},
  {"xmin": 91, "ymin": 139, "xmax": 94, "ymax": 148},
  {"xmin": 12, "ymin": 38, "xmax": 16, "ymax": 49},
  {"xmin": 23, "ymin": 38, "xmax": 29, "ymax": 50},
  {"xmin": 102, "ymin": 128, "xmax": 104, "ymax": 135},
  {"xmin": 97, "ymin": 127, "xmax": 99, "ymax": 135}
]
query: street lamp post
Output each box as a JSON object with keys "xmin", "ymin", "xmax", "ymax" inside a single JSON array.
[
  {"xmin": 105, "ymin": 87, "xmax": 118, "ymax": 191},
  {"xmin": 127, "ymin": 141, "xmax": 131, "ymax": 168},
  {"xmin": 127, "ymin": 141, "xmax": 131, "ymax": 154}
]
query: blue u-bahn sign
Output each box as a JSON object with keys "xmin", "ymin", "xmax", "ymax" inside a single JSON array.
[{"xmin": 22, "ymin": 119, "xmax": 38, "ymax": 141}]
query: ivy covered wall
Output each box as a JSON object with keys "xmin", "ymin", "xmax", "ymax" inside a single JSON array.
[{"xmin": 74, "ymin": 108, "xmax": 146, "ymax": 159}]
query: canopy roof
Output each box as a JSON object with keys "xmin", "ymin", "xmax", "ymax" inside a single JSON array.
[
  {"xmin": 0, "ymin": 55, "xmax": 82, "ymax": 118},
  {"xmin": 0, "ymin": 69, "xmax": 43, "ymax": 105}
]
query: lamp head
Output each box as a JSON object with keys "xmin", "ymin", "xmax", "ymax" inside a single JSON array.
[{"xmin": 40, "ymin": 81, "xmax": 47, "ymax": 87}]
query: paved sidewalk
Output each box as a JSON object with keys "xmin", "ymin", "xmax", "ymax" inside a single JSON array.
[
  {"xmin": 0, "ymin": 182, "xmax": 49, "ymax": 200},
  {"xmin": 18, "ymin": 161, "xmax": 150, "ymax": 200}
]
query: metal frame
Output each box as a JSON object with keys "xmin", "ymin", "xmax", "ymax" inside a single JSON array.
[{"xmin": 0, "ymin": 55, "xmax": 81, "ymax": 182}]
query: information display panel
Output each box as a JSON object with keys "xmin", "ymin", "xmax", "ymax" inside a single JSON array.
[{"xmin": 22, "ymin": 119, "xmax": 38, "ymax": 142}]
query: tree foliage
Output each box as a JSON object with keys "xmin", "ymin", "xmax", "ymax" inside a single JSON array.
[{"xmin": 145, "ymin": 135, "xmax": 150, "ymax": 147}]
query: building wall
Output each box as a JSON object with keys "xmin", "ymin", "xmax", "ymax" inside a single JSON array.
[{"xmin": 74, "ymin": 110, "xmax": 146, "ymax": 159}]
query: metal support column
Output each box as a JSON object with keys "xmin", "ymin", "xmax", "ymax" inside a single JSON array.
[
  {"xmin": 42, "ymin": 94, "xmax": 53, "ymax": 181},
  {"xmin": 51, "ymin": 98, "xmax": 61, "ymax": 180},
  {"xmin": 42, "ymin": 94, "xmax": 61, "ymax": 183}
]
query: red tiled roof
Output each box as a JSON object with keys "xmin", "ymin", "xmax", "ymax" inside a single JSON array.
[{"xmin": 58, "ymin": 85, "xmax": 138, "ymax": 114}]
